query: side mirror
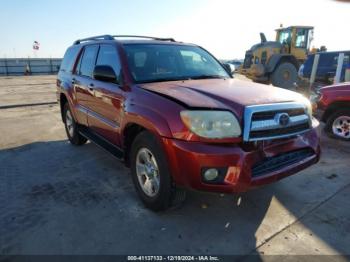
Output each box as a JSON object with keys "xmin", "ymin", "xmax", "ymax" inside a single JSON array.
[
  {"xmin": 93, "ymin": 65, "xmax": 118, "ymax": 83},
  {"xmin": 223, "ymin": 63, "xmax": 235, "ymax": 75}
]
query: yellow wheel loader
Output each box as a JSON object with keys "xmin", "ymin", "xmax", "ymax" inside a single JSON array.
[{"xmin": 239, "ymin": 26, "xmax": 315, "ymax": 89}]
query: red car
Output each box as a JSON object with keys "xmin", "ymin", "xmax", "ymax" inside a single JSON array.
[
  {"xmin": 57, "ymin": 35, "xmax": 320, "ymax": 211},
  {"xmin": 313, "ymin": 82, "xmax": 350, "ymax": 140}
]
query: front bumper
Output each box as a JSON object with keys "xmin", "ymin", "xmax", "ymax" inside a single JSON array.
[{"xmin": 162, "ymin": 128, "xmax": 320, "ymax": 193}]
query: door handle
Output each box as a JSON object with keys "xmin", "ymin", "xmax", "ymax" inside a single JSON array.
[{"xmin": 88, "ymin": 83, "xmax": 94, "ymax": 92}]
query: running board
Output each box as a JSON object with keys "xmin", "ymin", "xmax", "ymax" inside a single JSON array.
[{"xmin": 78, "ymin": 126, "xmax": 124, "ymax": 159}]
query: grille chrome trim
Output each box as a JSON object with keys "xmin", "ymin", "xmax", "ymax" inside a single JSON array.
[
  {"xmin": 251, "ymin": 114, "xmax": 309, "ymax": 131},
  {"xmin": 244, "ymin": 102, "xmax": 311, "ymax": 142}
]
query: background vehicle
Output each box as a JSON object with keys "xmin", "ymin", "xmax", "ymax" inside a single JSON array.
[
  {"xmin": 299, "ymin": 51, "xmax": 350, "ymax": 85},
  {"xmin": 239, "ymin": 25, "xmax": 316, "ymax": 89},
  {"xmin": 313, "ymin": 82, "xmax": 350, "ymax": 140},
  {"xmin": 57, "ymin": 35, "xmax": 320, "ymax": 211},
  {"xmin": 226, "ymin": 60, "xmax": 242, "ymax": 72}
]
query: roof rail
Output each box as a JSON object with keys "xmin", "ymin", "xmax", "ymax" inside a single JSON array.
[
  {"xmin": 73, "ymin": 35, "xmax": 176, "ymax": 45},
  {"xmin": 112, "ymin": 35, "xmax": 176, "ymax": 42},
  {"xmin": 73, "ymin": 35, "xmax": 114, "ymax": 45}
]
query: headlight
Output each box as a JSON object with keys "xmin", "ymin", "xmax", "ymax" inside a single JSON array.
[{"xmin": 180, "ymin": 111, "xmax": 241, "ymax": 139}]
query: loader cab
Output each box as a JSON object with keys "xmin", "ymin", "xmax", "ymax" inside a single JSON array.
[{"xmin": 276, "ymin": 26, "xmax": 314, "ymax": 61}]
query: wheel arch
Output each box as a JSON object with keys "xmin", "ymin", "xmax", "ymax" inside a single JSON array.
[
  {"xmin": 59, "ymin": 93, "xmax": 68, "ymax": 123},
  {"xmin": 121, "ymin": 107, "xmax": 173, "ymax": 166},
  {"xmin": 123, "ymin": 123, "xmax": 146, "ymax": 167},
  {"xmin": 266, "ymin": 54, "xmax": 299, "ymax": 73},
  {"xmin": 322, "ymin": 101, "xmax": 350, "ymax": 122}
]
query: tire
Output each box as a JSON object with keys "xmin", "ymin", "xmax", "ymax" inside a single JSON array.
[
  {"xmin": 63, "ymin": 103, "xmax": 87, "ymax": 146},
  {"xmin": 325, "ymin": 109, "xmax": 350, "ymax": 141},
  {"xmin": 130, "ymin": 131, "xmax": 186, "ymax": 211},
  {"xmin": 270, "ymin": 62, "xmax": 298, "ymax": 90}
]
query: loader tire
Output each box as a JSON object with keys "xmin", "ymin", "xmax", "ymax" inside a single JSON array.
[{"xmin": 271, "ymin": 62, "xmax": 298, "ymax": 90}]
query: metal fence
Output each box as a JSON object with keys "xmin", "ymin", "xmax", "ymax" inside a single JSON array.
[{"xmin": 0, "ymin": 58, "xmax": 62, "ymax": 76}]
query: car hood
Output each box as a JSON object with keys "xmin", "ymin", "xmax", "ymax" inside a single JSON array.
[
  {"xmin": 139, "ymin": 79, "xmax": 304, "ymax": 116},
  {"xmin": 321, "ymin": 82, "xmax": 350, "ymax": 93}
]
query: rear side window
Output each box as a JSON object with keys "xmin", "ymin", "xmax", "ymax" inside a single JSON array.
[
  {"xmin": 60, "ymin": 46, "xmax": 80, "ymax": 72},
  {"xmin": 96, "ymin": 44, "xmax": 121, "ymax": 81},
  {"xmin": 79, "ymin": 45, "xmax": 99, "ymax": 78}
]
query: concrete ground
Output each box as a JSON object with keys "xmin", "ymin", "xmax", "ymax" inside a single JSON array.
[{"xmin": 0, "ymin": 76, "xmax": 350, "ymax": 258}]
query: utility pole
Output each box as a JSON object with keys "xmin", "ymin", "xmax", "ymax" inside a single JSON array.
[
  {"xmin": 334, "ymin": 53, "xmax": 345, "ymax": 84},
  {"xmin": 309, "ymin": 54, "xmax": 320, "ymax": 89}
]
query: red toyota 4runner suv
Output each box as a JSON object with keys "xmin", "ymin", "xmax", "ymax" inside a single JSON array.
[
  {"xmin": 312, "ymin": 82, "xmax": 350, "ymax": 140},
  {"xmin": 57, "ymin": 35, "xmax": 320, "ymax": 211}
]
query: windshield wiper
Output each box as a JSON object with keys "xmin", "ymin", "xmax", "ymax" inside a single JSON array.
[
  {"xmin": 137, "ymin": 75, "xmax": 226, "ymax": 84},
  {"xmin": 138, "ymin": 77, "xmax": 190, "ymax": 84},
  {"xmin": 189, "ymin": 75, "xmax": 226, "ymax": 80}
]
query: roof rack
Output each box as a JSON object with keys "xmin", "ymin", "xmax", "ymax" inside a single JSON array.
[
  {"xmin": 73, "ymin": 35, "xmax": 176, "ymax": 45},
  {"xmin": 112, "ymin": 35, "xmax": 176, "ymax": 42},
  {"xmin": 73, "ymin": 35, "xmax": 114, "ymax": 45}
]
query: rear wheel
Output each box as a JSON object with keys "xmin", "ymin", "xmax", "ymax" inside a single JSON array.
[
  {"xmin": 63, "ymin": 103, "xmax": 87, "ymax": 145},
  {"xmin": 271, "ymin": 62, "xmax": 298, "ymax": 90},
  {"xmin": 325, "ymin": 109, "xmax": 350, "ymax": 141},
  {"xmin": 130, "ymin": 131, "xmax": 186, "ymax": 211}
]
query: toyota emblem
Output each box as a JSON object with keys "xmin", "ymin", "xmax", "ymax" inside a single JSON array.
[{"xmin": 278, "ymin": 113, "xmax": 290, "ymax": 126}]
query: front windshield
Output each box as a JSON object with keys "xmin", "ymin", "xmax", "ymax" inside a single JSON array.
[{"xmin": 123, "ymin": 44, "xmax": 230, "ymax": 83}]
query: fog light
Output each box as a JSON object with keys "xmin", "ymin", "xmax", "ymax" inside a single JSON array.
[{"xmin": 204, "ymin": 168, "xmax": 219, "ymax": 181}]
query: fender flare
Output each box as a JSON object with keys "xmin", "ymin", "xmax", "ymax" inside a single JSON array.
[
  {"xmin": 121, "ymin": 104, "xmax": 173, "ymax": 143},
  {"xmin": 58, "ymin": 82, "xmax": 78, "ymax": 123},
  {"xmin": 121, "ymin": 105, "xmax": 187, "ymax": 186},
  {"xmin": 265, "ymin": 54, "xmax": 299, "ymax": 73}
]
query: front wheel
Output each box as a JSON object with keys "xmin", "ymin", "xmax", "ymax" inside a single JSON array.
[
  {"xmin": 130, "ymin": 131, "xmax": 186, "ymax": 211},
  {"xmin": 63, "ymin": 103, "xmax": 87, "ymax": 146},
  {"xmin": 270, "ymin": 62, "xmax": 298, "ymax": 90},
  {"xmin": 325, "ymin": 109, "xmax": 350, "ymax": 141}
]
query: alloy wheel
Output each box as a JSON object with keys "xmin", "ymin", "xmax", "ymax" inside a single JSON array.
[
  {"xmin": 332, "ymin": 115, "xmax": 350, "ymax": 139},
  {"xmin": 136, "ymin": 148, "xmax": 160, "ymax": 197},
  {"xmin": 65, "ymin": 110, "xmax": 74, "ymax": 138}
]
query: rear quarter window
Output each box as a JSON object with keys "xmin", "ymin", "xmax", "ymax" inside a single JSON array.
[{"xmin": 60, "ymin": 46, "xmax": 80, "ymax": 73}]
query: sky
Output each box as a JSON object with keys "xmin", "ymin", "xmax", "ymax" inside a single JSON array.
[{"xmin": 0, "ymin": 0, "xmax": 350, "ymax": 59}]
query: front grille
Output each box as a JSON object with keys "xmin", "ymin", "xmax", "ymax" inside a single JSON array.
[
  {"xmin": 243, "ymin": 102, "xmax": 311, "ymax": 141},
  {"xmin": 252, "ymin": 148, "xmax": 314, "ymax": 178},
  {"xmin": 250, "ymin": 122, "xmax": 310, "ymax": 139},
  {"xmin": 252, "ymin": 108, "xmax": 306, "ymax": 121}
]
